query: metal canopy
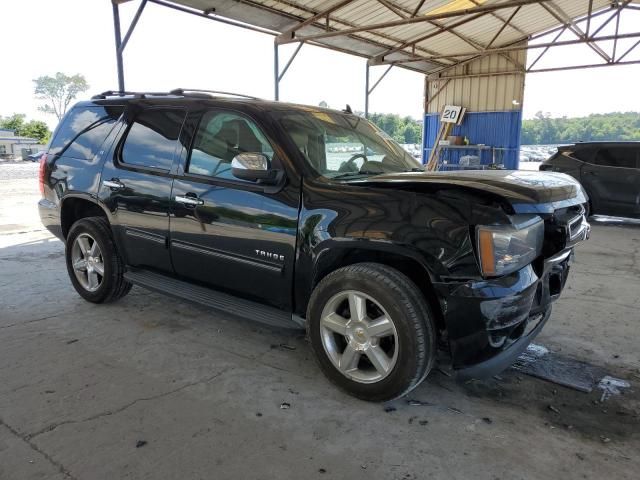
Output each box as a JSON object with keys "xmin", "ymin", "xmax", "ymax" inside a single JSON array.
[
  {"xmin": 111, "ymin": 0, "xmax": 640, "ymax": 114},
  {"xmin": 137, "ymin": 0, "xmax": 640, "ymax": 75}
]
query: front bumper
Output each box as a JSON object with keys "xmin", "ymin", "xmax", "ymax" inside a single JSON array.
[{"xmin": 434, "ymin": 248, "xmax": 574, "ymax": 379}]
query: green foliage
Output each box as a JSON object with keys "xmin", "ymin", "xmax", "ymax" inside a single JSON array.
[
  {"xmin": 521, "ymin": 111, "xmax": 640, "ymax": 145},
  {"xmin": 0, "ymin": 113, "xmax": 26, "ymax": 132},
  {"xmin": 33, "ymin": 72, "xmax": 89, "ymax": 120},
  {"xmin": 368, "ymin": 112, "xmax": 422, "ymax": 144},
  {"xmin": 0, "ymin": 114, "xmax": 52, "ymax": 144},
  {"xmin": 21, "ymin": 121, "xmax": 51, "ymax": 144}
]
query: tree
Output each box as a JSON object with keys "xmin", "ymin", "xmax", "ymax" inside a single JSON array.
[
  {"xmin": 21, "ymin": 121, "xmax": 51, "ymax": 144},
  {"xmin": 0, "ymin": 113, "xmax": 26, "ymax": 132},
  {"xmin": 0, "ymin": 114, "xmax": 51, "ymax": 144},
  {"xmin": 367, "ymin": 112, "xmax": 422, "ymax": 145},
  {"xmin": 33, "ymin": 72, "xmax": 89, "ymax": 120},
  {"xmin": 521, "ymin": 111, "xmax": 640, "ymax": 144},
  {"xmin": 319, "ymin": 100, "xmax": 328, "ymax": 108}
]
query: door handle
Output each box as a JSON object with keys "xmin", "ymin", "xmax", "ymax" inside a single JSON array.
[
  {"xmin": 175, "ymin": 195, "xmax": 204, "ymax": 206},
  {"xmin": 103, "ymin": 179, "xmax": 125, "ymax": 189}
]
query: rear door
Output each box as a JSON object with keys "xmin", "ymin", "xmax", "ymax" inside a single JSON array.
[
  {"xmin": 99, "ymin": 106, "xmax": 187, "ymax": 272},
  {"xmin": 169, "ymin": 108, "xmax": 300, "ymax": 310},
  {"xmin": 582, "ymin": 146, "xmax": 640, "ymax": 217}
]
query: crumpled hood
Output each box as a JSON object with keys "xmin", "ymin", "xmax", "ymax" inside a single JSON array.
[{"xmin": 356, "ymin": 170, "xmax": 588, "ymax": 213}]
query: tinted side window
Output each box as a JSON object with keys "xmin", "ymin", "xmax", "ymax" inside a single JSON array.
[
  {"xmin": 595, "ymin": 148, "xmax": 638, "ymax": 168},
  {"xmin": 571, "ymin": 147, "xmax": 596, "ymax": 163},
  {"xmin": 121, "ymin": 109, "xmax": 186, "ymax": 170},
  {"xmin": 187, "ymin": 111, "xmax": 274, "ymax": 181},
  {"xmin": 49, "ymin": 105, "xmax": 124, "ymax": 159}
]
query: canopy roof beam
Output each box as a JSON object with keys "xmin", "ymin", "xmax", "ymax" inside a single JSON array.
[
  {"xmin": 399, "ymin": 32, "xmax": 640, "ymax": 64},
  {"xmin": 278, "ymin": 0, "xmax": 550, "ymax": 45},
  {"xmin": 540, "ymin": 1, "xmax": 610, "ymax": 63},
  {"xmin": 372, "ymin": 0, "xmax": 519, "ymax": 68}
]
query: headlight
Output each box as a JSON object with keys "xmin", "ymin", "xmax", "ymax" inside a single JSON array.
[{"xmin": 476, "ymin": 215, "xmax": 544, "ymax": 277}]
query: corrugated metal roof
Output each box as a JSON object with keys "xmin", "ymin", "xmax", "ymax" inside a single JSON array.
[{"xmin": 148, "ymin": 0, "xmax": 639, "ymax": 74}]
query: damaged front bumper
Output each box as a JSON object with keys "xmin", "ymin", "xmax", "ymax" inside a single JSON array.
[{"xmin": 434, "ymin": 247, "xmax": 576, "ymax": 380}]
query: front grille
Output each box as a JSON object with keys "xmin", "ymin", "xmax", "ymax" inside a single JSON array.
[{"xmin": 542, "ymin": 204, "xmax": 588, "ymax": 257}]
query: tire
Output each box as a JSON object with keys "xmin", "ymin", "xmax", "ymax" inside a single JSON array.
[
  {"xmin": 307, "ymin": 263, "xmax": 436, "ymax": 402},
  {"xmin": 65, "ymin": 216, "xmax": 132, "ymax": 304}
]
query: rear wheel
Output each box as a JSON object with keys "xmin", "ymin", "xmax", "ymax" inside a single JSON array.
[
  {"xmin": 65, "ymin": 217, "xmax": 132, "ymax": 303},
  {"xmin": 307, "ymin": 263, "xmax": 436, "ymax": 402}
]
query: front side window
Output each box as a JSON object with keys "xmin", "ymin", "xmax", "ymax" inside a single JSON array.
[
  {"xmin": 595, "ymin": 147, "xmax": 638, "ymax": 169},
  {"xmin": 273, "ymin": 109, "xmax": 421, "ymax": 180},
  {"xmin": 121, "ymin": 109, "xmax": 186, "ymax": 170},
  {"xmin": 50, "ymin": 105, "xmax": 124, "ymax": 159},
  {"xmin": 187, "ymin": 111, "xmax": 274, "ymax": 181}
]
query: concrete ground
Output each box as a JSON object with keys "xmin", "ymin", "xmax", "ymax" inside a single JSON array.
[{"xmin": 1, "ymin": 162, "xmax": 638, "ymax": 480}]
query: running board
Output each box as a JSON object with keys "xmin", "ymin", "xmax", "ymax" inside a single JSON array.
[{"xmin": 124, "ymin": 269, "xmax": 303, "ymax": 330}]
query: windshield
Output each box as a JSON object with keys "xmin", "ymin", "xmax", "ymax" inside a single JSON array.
[{"xmin": 274, "ymin": 109, "xmax": 422, "ymax": 180}]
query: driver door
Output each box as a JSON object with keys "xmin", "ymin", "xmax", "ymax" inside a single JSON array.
[{"xmin": 169, "ymin": 109, "xmax": 300, "ymax": 310}]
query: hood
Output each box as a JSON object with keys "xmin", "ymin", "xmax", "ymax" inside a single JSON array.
[{"xmin": 356, "ymin": 170, "xmax": 587, "ymax": 214}]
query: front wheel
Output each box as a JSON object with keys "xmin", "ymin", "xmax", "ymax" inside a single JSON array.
[{"xmin": 307, "ymin": 263, "xmax": 436, "ymax": 402}]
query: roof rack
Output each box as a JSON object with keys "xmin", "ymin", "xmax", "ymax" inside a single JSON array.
[
  {"xmin": 91, "ymin": 89, "xmax": 261, "ymax": 101},
  {"xmin": 91, "ymin": 90, "xmax": 174, "ymax": 100},
  {"xmin": 169, "ymin": 88, "xmax": 260, "ymax": 100}
]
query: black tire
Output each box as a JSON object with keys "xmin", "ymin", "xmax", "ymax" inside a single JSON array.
[
  {"xmin": 65, "ymin": 216, "xmax": 132, "ymax": 304},
  {"xmin": 307, "ymin": 263, "xmax": 436, "ymax": 402}
]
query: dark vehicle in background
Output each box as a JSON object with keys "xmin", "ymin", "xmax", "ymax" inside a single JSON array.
[
  {"xmin": 541, "ymin": 142, "xmax": 640, "ymax": 218},
  {"xmin": 28, "ymin": 150, "xmax": 46, "ymax": 162},
  {"xmin": 38, "ymin": 90, "xmax": 590, "ymax": 401}
]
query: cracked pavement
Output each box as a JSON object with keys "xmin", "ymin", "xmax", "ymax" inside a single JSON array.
[{"xmin": 1, "ymin": 162, "xmax": 639, "ymax": 479}]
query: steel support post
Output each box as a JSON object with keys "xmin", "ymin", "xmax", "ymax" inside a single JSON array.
[
  {"xmin": 364, "ymin": 63, "xmax": 370, "ymax": 118},
  {"xmin": 274, "ymin": 42, "xmax": 280, "ymax": 101},
  {"xmin": 112, "ymin": 1, "xmax": 125, "ymax": 92}
]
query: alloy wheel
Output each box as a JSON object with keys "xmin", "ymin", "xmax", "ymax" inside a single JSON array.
[
  {"xmin": 71, "ymin": 233, "xmax": 104, "ymax": 292},
  {"xmin": 319, "ymin": 290, "xmax": 399, "ymax": 384}
]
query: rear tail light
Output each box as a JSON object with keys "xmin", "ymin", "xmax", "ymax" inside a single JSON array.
[{"xmin": 38, "ymin": 153, "xmax": 47, "ymax": 196}]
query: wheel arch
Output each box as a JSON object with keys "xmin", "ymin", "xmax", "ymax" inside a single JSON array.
[
  {"xmin": 307, "ymin": 242, "xmax": 445, "ymax": 332},
  {"xmin": 60, "ymin": 194, "xmax": 112, "ymax": 239}
]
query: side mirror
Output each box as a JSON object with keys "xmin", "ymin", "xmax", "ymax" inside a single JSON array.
[{"xmin": 231, "ymin": 153, "xmax": 278, "ymax": 183}]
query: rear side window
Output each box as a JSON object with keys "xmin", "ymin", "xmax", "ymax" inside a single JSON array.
[
  {"xmin": 120, "ymin": 109, "xmax": 186, "ymax": 170},
  {"xmin": 49, "ymin": 105, "xmax": 124, "ymax": 159},
  {"xmin": 594, "ymin": 148, "xmax": 638, "ymax": 168}
]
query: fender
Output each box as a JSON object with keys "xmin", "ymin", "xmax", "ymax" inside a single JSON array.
[
  {"xmin": 59, "ymin": 192, "xmax": 116, "ymax": 237},
  {"xmin": 292, "ymin": 231, "xmax": 448, "ymax": 318},
  {"xmin": 311, "ymin": 236, "xmax": 441, "ymax": 285}
]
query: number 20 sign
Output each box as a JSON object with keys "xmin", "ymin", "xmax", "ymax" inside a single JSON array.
[{"xmin": 441, "ymin": 105, "xmax": 465, "ymax": 124}]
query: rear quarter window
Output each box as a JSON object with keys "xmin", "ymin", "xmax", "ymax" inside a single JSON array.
[
  {"xmin": 49, "ymin": 105, "xmax": 124, "ymax": 159},
  {"xmin": 570, "ymin": 147, "xmax": 596, "ymax": 163}
]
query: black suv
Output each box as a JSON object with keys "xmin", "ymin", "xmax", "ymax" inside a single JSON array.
[
  {"xmin": 38, "ymin": 90, "xmax": 590, "ymax": 401},
  {"xmin": 540, "ymin": 142, "xmax": 640, "ymax": 218}
]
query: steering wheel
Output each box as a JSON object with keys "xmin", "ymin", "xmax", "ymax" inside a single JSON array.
[{"xmin": 343, "ymin": 153, "xmax": 368, "ymax": 171}]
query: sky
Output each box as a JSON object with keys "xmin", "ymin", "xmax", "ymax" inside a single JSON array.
[{"xmin": 1, "ymin": 0, "xmax": 639, "ymax": 129}]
